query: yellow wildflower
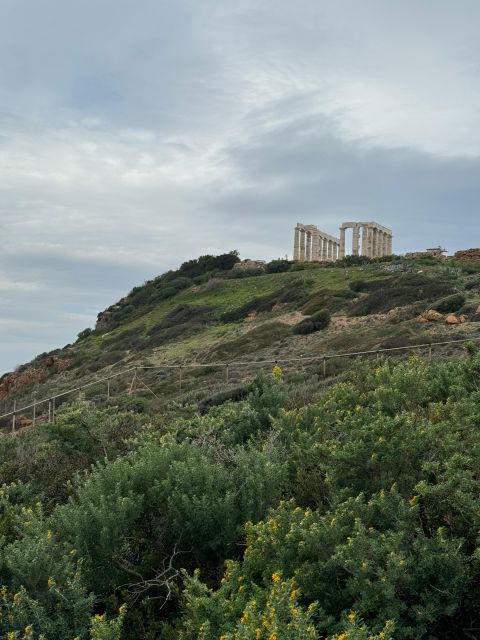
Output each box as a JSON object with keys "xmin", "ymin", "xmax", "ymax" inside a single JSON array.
[
  {"xmin": 13, "ymin": 592, "xmax": 20, "ymax": 602},
  {"xmin": 47, "ymin": 578, "xmax": 54, "ymax": 588},
  {"xmin": 7, "ymin": 632, "xmax": 15, "ymax": 640},
  {"xmin": 24, "ymin": 626, "xmax": 32, "ymax": 634},
  {"xmin": 255, "ymin": 629, "xmax": 261, "ymax": 639},
  {"xmin": 94, "ymin": 614, "xmax": 105, "ymax": 622},
  {"xmin": 348, "ymin": 612, "xmax": 356, "ymax": 623},
  {"xmin": 271, "ymin": 572, "xmax": 281, "ymax": 583},
  {"xmin": 409, "ymin": 495, "xmax": 418, "ymax": 506},
  {"xmin": 118, "ymin": 604, "xmax": 127, "ymax": 615},
  {"xmin": 46, "ymin": 530, "xmax": 53, "ymax": 540},
  {"xmin": 289, "ymin": 589, "xmax": 298, "ymax": 601}
]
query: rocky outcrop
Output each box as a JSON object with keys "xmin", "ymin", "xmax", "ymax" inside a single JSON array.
[
  {"xmin": 0, "ymin": 357, "xmax": 69, "ymax": 401},
  {"xmin": 96, "ymin": 298, "xmax": 128, "ymax": 331},
  {"xmin": 422, "ymin": 310, "xmax": 444, "ymax": 322},
  {"xmin": 233, "ymin": 260, "xmax": 267, "ymax": 273},
  {"xmin": 454, "ymin": 248, "xmax": 480, "ymax": 261}
]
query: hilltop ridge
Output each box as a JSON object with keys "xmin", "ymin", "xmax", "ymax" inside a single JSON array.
[{"xmin": 2, "ymin": 250, "xmax": 480, "ymax": 423}]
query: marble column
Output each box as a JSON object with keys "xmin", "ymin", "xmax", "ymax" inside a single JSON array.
[
  {"xmin": 306, "ymin": 231, "xmax": 312, "ymax": 261},
  {"xmin": 365, "ymin": 226, "xmax": 373, "ymax": 257},
  {"xmin": 371, "ymin": 228, "xmax": 378, "ymax": 257},
  {"xmin": 339, "ymin": 228, "xmax": 346, "ymax": 259},
  {"xmin": 361, "ymin": 226, "xmax": 368, "ymax": 256},
  {"xmin": 387, "ymin": 234, "xmax": 393, "ymax": 255},
  {"xmin": 299, "ymin": 228, "xmax": 306, "ymax": 261},
  {"xmin": 311, "ymin": 230, "xmax": 320, "ymax": 261},
  {"xmin": 352, "ymin": 226, "xmax": 360, "ymax": 256},
  {"xmin": 293, "ymin": 226, "xmax": 301, "ymax": 261},
  {"xmin": 326, "ymin": 240, "xmax": 332, "ymax": 261}
]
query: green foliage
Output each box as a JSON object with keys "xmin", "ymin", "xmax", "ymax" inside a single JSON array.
[
  {"xmin": 221, "ymin": 280, "xmax": 307, "ymax": 323},
  {"xmin": 77, "ymin": 328, "xmax": 93, "ymax": 341},
  {"xmin": 266, "ymin": 260, "xmax": 291, "ymax": 273},
  {"xmin": 293, "ymin": 310, "xmax": 331, "ymax": 335},
  {"xmin": 350, "ymin": 274, "xmax": 456, "ymax": 316},
  {"xmin": 301, "ymin": 289, "xmax": 356, "ymax": 315},
  {"xmin": 8, "ymin": 352, "xmax": 480, "ymax": 638},
  {"xmin": 430, "ymin": 293, "xmax": 466, "ymax": 313},
  {"xmin": 207, "ymin": 323, "xmax": 291, "ymax": 361}
]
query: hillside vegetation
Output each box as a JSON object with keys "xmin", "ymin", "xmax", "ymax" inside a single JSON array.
[
  {"xmin": 2, "ymin": 252, "xmax": 480, "ymax": 416},
  {"xmin": 2, "ymin": 254, "xmax": 480, "ymax": 638},
  {"xmin": 1, "ymin": 354, "xmax": 480, "ymax": 638}
]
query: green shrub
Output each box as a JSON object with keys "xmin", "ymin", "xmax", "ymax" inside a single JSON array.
[
  {"xmin": 293, "ymin": 310, "xmax": 331, "ymax": 335},
  {"xmin": 221, "ymin": 280, "xmax": 307, "ymax": 323},
  {"xmin": 157, "ymin": 286, "xmax": 178, "ymax": 300},
  {"xmin": 350, "ymin": 274, "xmax": 455, "ymax": 316},
  {"xmin": 302, "ymin": 289, "xmax": 356, "ymax": 315},
  {"xmin": 266, "ymin": 259, "xmax": 291, "ymax": 273},
  {"xmin": 77, "ymin": 328, "xmax": 93, "ymax": 341},
  {"xmin": 431, "ymin": 293, "xmax": 466, "ymax": 313}
]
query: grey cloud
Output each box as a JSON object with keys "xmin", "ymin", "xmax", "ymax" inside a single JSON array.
[{"xmin": 1, "ymin": 0, "xmax": 480, "ymax": 372}]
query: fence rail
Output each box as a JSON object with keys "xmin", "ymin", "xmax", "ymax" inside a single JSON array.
[{"xmin": 1, "ymin": 335, "xmax": 480, "ymax": 428}]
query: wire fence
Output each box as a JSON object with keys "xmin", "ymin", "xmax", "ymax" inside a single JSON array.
[{"xmin": 1, "ymin": 335, "xmax": 480, "ymax": 434}]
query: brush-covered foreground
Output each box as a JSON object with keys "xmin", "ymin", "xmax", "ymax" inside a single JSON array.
[{"xmin": 2, "ymin": 351, "xmax": 480, "ymax": 639}]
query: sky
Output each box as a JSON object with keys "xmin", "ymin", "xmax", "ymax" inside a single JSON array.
[{"xmin": 1, "ymin": 0, "xmax": 480, "ymax": 373}]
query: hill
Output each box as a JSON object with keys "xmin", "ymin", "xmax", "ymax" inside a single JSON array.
[
  {"xmin": 2, "ymin": 251, "xmax": 480, "ymax": 424},
  {"xmin": 1, "ymin": 253, "xmax": 480, "ymax": 638}
]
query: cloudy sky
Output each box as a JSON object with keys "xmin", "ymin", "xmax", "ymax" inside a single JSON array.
[{"xmin": 1, "ymin": 0, "xmax": 480, "ymax": 373}]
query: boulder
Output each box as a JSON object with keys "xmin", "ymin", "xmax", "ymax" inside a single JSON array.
[
  {"xmin": 422, "ymin": 310, "xmax": 444, "ymax": 322},
  {"xmin": 459, "ymin": 314, "xmax": 469, "ymax": 323},
  {"xmin": 445, "ymin": 314, "xmax": 460, "ymax": 325}
]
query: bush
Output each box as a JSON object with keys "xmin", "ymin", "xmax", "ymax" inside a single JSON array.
[
  {"xmin": 167, "ymin": 276, "xmax": 193, "ymax": 290},
  {"xmin": 221, "ymin": 280, "xmax": 307, "ymax": 323},
  {"xmin": 77, "ymin": 328, "xmax": 93, "ymax": 341},
  {"xmin": 293, "ymin": 310, "xmax": 331, "ymax": 335},
  {"xmin": 266, "ymin": 260, "xmax": 291, "ymax": 273},
  {"xmin": 431, "ymin": 293, "xmax": 466, "ymax": 313},
  {"xmin": 350, "ymin": 274, "xmax": 456, "ymax": 316},
  {"xmin": 157, "ymin": 286, "xmax": 179, "ymax": 300}
]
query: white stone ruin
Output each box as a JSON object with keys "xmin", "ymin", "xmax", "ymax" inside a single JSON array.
[{"xmin": 293, "ymin": 221, "xmax": 393, "ymax": 262}]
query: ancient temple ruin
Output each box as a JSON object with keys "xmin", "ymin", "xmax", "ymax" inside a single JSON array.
[{"xmin": 293, "ymin": 221, "xmax": 393, "ymax": 262}]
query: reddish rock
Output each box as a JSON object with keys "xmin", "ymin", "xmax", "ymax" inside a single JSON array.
[
  {"xmin": 422, "ymin": 310, "xmax": 444, "ymax": 322},
  {"xmin": 445, "ymin": 314, "xmax": 460, "ymax": 325},
  {"xmin": 454, "ymin": 248, "xmax": 480, "ymax": 261}
]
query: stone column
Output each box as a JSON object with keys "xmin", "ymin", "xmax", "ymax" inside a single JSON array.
[
  {"xmin": 311, "ymin": 230, "xmax": 320, "ymax": 261},
  {"xmin": 387, "ymin": 234, "xmax": 393, "ymax": 255},
  {"xmin": 377, "ymin": 231, "xmax": 383, "ymax": 257},
  {"xmin": 382, "ymin": 232, "xmax": 388, "ymax": 256},
  {"xmin": 361, "ymin": 226, "xmax": 368, "ymax": 256},
  {"xmin": 306, "ymin": 231, "xmax": 312, "ymax": 262},
  {"xmin": 365, "ymin": 226, "xmax": 373, "ymax": 257},
  {"xmin": 326, "ymin": 240, "xmax": 331, "ymax": 261},
  {"xmin": 299, "ymin": 228, "xmax": 306, "ymax": 261},
  {"xmin": 339, "ymin": 227, "xmax": 346, "ymax": 259},
  {"xmin": 320, "ymin": 236, "xmax": 326, "ymax": 261},
  {"xmin": 352, "ymin": 226, "xmax": 360, "ymax": 256},
  {"xmin": 371, "ymin": 228, "xmax": 378, "ymax": 257},
  {"xmin": 293, "ymin": 225, "xmax": 301, "ymax": 261}
]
